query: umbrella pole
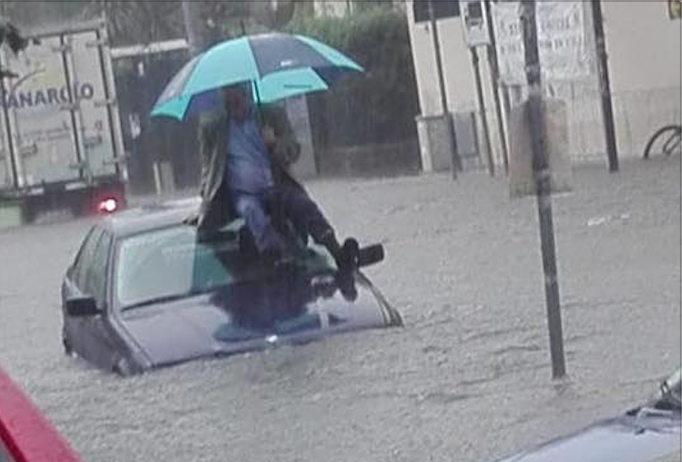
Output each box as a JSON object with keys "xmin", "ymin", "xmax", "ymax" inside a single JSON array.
[{"xmin": 253, "ymin": 80, "xmax": 263, "ymax": 125}]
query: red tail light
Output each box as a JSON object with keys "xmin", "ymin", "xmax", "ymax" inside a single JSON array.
[{"xmin": 98, "ymin": 197, "xmax": 119, "ymax": 214}]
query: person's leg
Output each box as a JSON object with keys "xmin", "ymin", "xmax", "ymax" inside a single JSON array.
[
  {"xmin": 232, "ymin": 193, "xmax": 286, "ymax": 256},
  {"xmin": 277, "ymin": 182, "xmax": 340, "ymax": 252},
  {"xmin": 277, "ymin": 182, "xmax": 359, "ymax": 273}
]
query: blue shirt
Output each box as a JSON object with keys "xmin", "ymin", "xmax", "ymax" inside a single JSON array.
[{"xmin": 226, "ymin": 110, "xmax": 274, "ymax": 193}]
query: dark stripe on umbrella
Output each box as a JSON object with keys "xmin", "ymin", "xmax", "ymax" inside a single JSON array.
[
  {"xmin": 248, "ymin": 33, "xmax": 332, "ymax": 78},
  {"xmin": 315, "ymin": 66, "xmax": 356, "ymax": 87}
]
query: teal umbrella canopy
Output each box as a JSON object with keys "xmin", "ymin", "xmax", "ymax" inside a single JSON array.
[{"xmin": 151, "ymin": 33, "xmax": 363, "ymax": 120}]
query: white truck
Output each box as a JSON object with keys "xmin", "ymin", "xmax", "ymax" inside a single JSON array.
[{"xmin": 0, "ymin": 19, "xmax": 126, "ymax": 223}]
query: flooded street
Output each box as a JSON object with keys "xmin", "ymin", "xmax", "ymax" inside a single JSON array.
[{"xmin": 1, "ymin": 158, "xmax": 679, "ymax": 462}]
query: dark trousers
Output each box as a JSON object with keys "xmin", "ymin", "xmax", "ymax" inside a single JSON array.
[{"xmin": 232, "ymin": 182, "xmax": 334, "ymax": 254}]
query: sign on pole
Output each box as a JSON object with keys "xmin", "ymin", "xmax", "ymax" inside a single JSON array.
[
  {"xmin": 492, "ymin": 1, "xmax": 594, "ymax": 85},
  {"xmin": 461, "ymin": 0, "xmax": 491, "ymax": 47}
]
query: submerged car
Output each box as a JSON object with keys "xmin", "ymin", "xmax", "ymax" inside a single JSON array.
[
  {"xmin": 491, "ymin": 369, "xmax": 681, "ymax": 462},
  {"xmin": 60, "ymin": 199, "xmax": 401, "ymax": 376}
]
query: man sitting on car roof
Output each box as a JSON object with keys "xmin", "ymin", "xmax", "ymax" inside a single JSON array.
[{"xmin": 185, "ymin": 84, "xmax": 356, "ymax": 270}]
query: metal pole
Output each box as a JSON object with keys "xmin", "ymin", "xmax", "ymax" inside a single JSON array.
[
  {"xmin": 182, "ymin": 0, "xmax": 204, "ymax": 57},
  {"xmin": 591, "ymin": 0, "xmax": 619, "ymax": 173},
  {"xmin": 484, "ymin": 0, "xmax": 510, "ymax": 174},
  {"xmin": 428, "ymin": 0, "xmax": 462, "ymax": 177},
  {"xmin": 471, "ymin": 46, "xmax": 494, "ymax": 176},
  {"xmin": 520, "ymin": 0, "xmax": 566, "ymax": 380}
]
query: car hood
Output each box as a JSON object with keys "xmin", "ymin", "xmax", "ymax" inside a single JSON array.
[
  {"xmin": 496, "ymin": 410, "xmax": 681, "ymax": 462},
  {"xmin": 117, "ymin": 273, "xmax": 398, "ymax": 368}
]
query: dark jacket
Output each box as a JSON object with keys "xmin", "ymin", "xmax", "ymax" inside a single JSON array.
[{"xmin": 187, "ymin": 104, "xmax": 302, "ymax": 230}]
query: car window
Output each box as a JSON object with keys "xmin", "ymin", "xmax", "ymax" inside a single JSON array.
[
  {"xmin": 115, "ymin": 224, "xmax": 333, "ymax": 309},
  {"xmin": 72, "ymin": 227, "xmax": 104, "ymax": 290},
  {"xmin": 86, "ymin": 230, "xmax": 113, "ymax": 309}
]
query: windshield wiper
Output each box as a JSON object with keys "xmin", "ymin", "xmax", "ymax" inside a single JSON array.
[{"xmin": 120, "ymin": 291, "xmax": 207, "ymax": 312}]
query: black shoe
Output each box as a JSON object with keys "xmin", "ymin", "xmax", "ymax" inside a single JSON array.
[
  {"xmin": 335, "ymin": 238, "xmax": 360, "ymax": 274},
  {"xmin": 336, "ymin": 271, "xmax": 358, "ymax": 302}
]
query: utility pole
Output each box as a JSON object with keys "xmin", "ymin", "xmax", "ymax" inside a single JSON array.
[
  {"xmin": 427, "ymin": 0, "xmax": 462, "ymax": 177},
  {"xmin": 591, "ymin": 0, "xmax": 619, "ymax": 172},
  {"xmin": 470, "ymin": 47, "xmax": 494, "ymax": 176},
  {"xmin": 182, "ymin": 0, "xmax": 205, "ymax": 57},
  {"xmin": 484, "ymin": 0, "xmax": 510, "ymax": 174},
  {"xmin": 520, "ymin": 0, "xmax": 566, "ymax": 380}
]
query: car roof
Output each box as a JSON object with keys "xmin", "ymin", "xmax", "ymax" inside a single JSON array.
[{"xmin": 101, "ymin": 197, "xmax": 202, "ymax": 238}]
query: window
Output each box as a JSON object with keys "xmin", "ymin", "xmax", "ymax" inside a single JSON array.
[
  {"xmin": 72, "ymin": 227, "xmax": 104, "ymax": 290},
  {"xmin": 115, "ymin": 225, "xmax": 245, "ymax": 308},
  {"xmin": 413, "ymin": 0, "xmax": 460, "ymax": 23},
  {"xmin": 86, "ymin": 230, "xmax": 113, "ymax": 309},
  {"xmin": 115, "ymin": 224, "xmax": 333, "ymax": 309},
  {"xmin": 71, "ymin": 226, "xmax": 112, "ymax": 308}
]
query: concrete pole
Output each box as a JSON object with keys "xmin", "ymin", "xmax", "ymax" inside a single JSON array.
[
  {"xmin": 484, "ymin": 0, "xmax": 510, "ymax": 174},
  {"xmin": 182, "ymin": 0, "xmax": 205, "ymax": 57},
  {"xmin": 520, "ymin": 0, "xmax": 566, "ymax": 380},
  {"xmin": 470, "ymin": 47, "xmax": 494, "ymax": 176},
  {"xmin": 591, "ymin": 0, "xmax": 620, "ymax": 173},
  {"xmin": 427, "ymin": 0, "xmax": 462, "ymax": 177}
]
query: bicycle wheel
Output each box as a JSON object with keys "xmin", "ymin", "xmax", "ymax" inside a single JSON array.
[{"xmin": 643, "ymin": 125, "xmax": 682, "ymax": 159}]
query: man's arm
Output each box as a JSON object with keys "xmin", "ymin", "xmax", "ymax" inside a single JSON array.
[
  {"xmin": 184, "ymin": 114, "xmax": 217, "ymax": 226},
  {"xmin": 262, "ymin": 105, "xmax": 301, "ymax": 167}
]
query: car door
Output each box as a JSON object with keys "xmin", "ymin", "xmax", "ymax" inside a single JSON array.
[
  {"xmin": 78, "ymin": 229, "xmax": 118, "ymax": 370},
  {"xmin": 62, "ymin": 226, "xmax": 103, "ymax": 356}
]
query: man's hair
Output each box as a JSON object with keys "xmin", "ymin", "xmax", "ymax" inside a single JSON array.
[{"xmin": 222, "ymin": 83, "xmax": 252, "ymax": 100}]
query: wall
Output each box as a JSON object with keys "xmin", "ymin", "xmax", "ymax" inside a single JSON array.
[
  {"xmin": 604, "ymin": 0, "xmax": 681, "ymax": 157},
  {"xmin": 406, "ymin": 2, "xmax": 477, "ymax": 116},
  {"xmin": 406, "ymin": 0, "xmax": 682, "ymax": 166},
  {"xmin": 406, "ymin": 0, "xmax": 505, "ymax": 171}
]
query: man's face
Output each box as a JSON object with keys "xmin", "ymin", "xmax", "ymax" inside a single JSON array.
[{"xmin": 223, "ymin": 86, "xmax": 251, "ymax": 123}]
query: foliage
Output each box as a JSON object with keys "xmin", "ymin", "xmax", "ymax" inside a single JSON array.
[
  {"xmin": 285, "ymin": 6, "xmax": 420, "ymax": 147},
  {"xmin": 89, "ymin": 1, "xmax": 183, "ymax": 46},
  {"xmin": 0, "ymin": 18, "xmax": 27, "ymax": 77},
  {"xmin": 0, "ymin": 0, "xmax": 306, "ymax": 48}
]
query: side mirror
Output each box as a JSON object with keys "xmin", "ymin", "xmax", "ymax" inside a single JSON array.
[
  {"xmin": 65, "ymin": 296, "xmax": 100, "ymax": 317},
  {"xmin": 357, "ymin": 244, "xmax": 385, "ymax": 268}
]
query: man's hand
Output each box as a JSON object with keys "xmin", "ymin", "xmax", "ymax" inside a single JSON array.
[{"xmin": 262, "ymin": 125, "xmax": 276, "ymax": 146}]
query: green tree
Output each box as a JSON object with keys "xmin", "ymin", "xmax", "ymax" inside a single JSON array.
[
  {"xmin": 86, "ymin": 1, "xmax": 184, "ymax": 46},
  {"xmin": 285, "ymin": 6, "xmax": 420, "ymax": 147},
  {"xmin": 0, "ymin": 18, "xmax": 28, "ymax": 77}
]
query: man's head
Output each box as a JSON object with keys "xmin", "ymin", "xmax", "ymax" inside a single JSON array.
[{"xmin": 222, "ymin": 84, "xmax": 252, "ymax": 123}]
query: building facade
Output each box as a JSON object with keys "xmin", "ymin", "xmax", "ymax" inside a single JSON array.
[{"xmin": 406, "ymin": 0, "xmax": 681, "ymax": 171}]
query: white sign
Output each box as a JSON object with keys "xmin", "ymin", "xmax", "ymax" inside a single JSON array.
[
  {"xmin": 492, "ymin": 1, "xmax": 594, "ymax": 85},
  {"xmin": 461, "ymin": 0, "xmax": 491, "ymax": 47}
]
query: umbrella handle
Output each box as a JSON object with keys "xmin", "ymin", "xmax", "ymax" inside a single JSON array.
[{"xmin": 252, "ymin": 80, "xmax": 263, "ymax": 126}]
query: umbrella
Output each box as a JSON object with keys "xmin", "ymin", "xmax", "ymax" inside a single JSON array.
[{"xmin": 151, "ymin": 32, "xmax": 363, "ymax": 120}]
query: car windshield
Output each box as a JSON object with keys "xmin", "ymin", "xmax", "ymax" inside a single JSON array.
[{"xmin": 115, "ymin": 224, "xmax": 334, "ymax": 310}]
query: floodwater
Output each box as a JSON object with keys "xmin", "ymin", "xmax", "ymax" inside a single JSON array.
[{"xmin": 1, "ymin": 158, "xmax": 679, "ymax": 462}]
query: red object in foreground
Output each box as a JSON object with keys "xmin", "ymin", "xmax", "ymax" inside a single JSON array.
[{"xmin": 0, "ymin": 369, "xmax": 84, "ymax": 462}]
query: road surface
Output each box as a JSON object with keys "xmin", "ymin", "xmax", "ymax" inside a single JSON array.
[{"xmin": 1, "ymin": 158, "xmax": 679, "ymax": 462}]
